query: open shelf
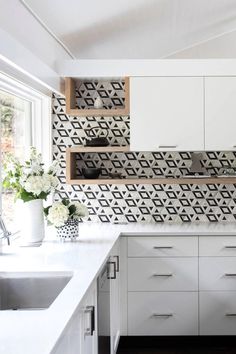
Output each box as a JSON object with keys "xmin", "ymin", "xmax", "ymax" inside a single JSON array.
[
  {"xmin": 65, "ymin": 77, "xmax": 130, "ymax": 116},
  {"xmin": 66, "ymin": 146, "xmax": 236, "ymax": 185}
]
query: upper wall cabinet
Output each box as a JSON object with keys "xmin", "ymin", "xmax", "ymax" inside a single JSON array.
[
  {"xmin": 130, "ymin": 77, "xmax": 204, "ymax": 151},
  {"xmin": 205, "ymin": 77, "xmax": 236, "ymax": 151},
  {"xmin": 65, "ymin": 77, "xmax": 130, "ymax": 116}
]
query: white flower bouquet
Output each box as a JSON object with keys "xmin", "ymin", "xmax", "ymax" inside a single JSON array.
[
  {"xmin": 3, "ymin": 147, "xmax": 59, "ymax": 202},
  {"xmin": 44, "ymin": 199, "xmax": 89, "ymax": 228}
]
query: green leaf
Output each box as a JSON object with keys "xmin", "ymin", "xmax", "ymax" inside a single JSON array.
[
  {"xmin": 62, "ymin": 199, "xmax": 70, "ymax": 206},
  {"xmin": 37, "ymin": 191, "xmax": 48, "ymax": 200},
  {"xmin": 18, "ymin": 190, "xmax": 36, "ymax": 202},
  {"xmin": 44, "ymin": 206, "xmax": 50, "ymax": 216},
  {"xmin": 68, "ymin": 205, "xmax": 76, "ymax": 216}
]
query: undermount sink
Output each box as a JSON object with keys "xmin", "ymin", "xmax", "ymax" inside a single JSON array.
[{"xmin": 0, "ymin": 271, "xmax": 73, "ymax": 311}]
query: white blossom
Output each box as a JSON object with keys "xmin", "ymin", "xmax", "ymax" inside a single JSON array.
[
  {"xmin": 47, "ymin": 202, "xmax": 69, "ymax": 227},
  {"xmin": 3, "ymin": 147, "xmax": 60, "ymax": 202},
  {"xmin": 24, "ymin": 175, "xmax": 45, "ymax": 196},
  {"xmin": 73, "ymin": 202, "xmax": 89, "ymax": 218}
]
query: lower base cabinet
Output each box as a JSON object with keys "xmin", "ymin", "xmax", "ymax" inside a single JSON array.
[
  {"xmin": 52, "ymin": 281, "xmax": 97, "ymax": 354},
  {"xmin": 123, "ymin": 235, "xmax": 236, "ymax": 337},
  {"xmin": 128, "ymin": 292, "xmax": 198, "ymax": 335},
  {"xmin": 200, "ymin": 291, "xmax": 236, "ymax": 335}
]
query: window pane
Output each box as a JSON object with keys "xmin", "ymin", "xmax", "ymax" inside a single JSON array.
[{"xmin": 0, "ymin": 90, "xmax": 32, "ymax": 228}]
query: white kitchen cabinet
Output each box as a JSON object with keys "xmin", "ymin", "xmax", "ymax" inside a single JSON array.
[
  {"xmin": 128, "ymin": 257, "xmax": 198, "ymax": 291},
  {"xmin": 205, "ymin": 77, "xmax": 236, "ymax": 150},
  {"xmin": 52, "ymin": 281, "xmax": 97, "ymax": 354},
  {"xmin": 128, "ymin": 292, "xmax": 198, "ymax": 335},
  {"xmin": 199, "ymin": 236, "xmax": 236, "ymax": 257},
  {"xmin": 128, "ymin": 236, "xmax": 198, "ymax": 257},
  {"xmin": 110, "ymin": 241, "xmax": 121, "ymax": 354},
  {"xmin": 80, "ymin": 281, "xmax": 97, "ymax": 354},
  {"xmin": 130, "ymin": 77, "xmax": 204, "ymax": 151},
  {"xmin": 199, "ymin": 257, "xmax": 236, "ymax": 291},
  {"xmin": 124, "ymin": 235, "xmax": 199, "ymax": 336},
  {"xmin": 200, "ymin": 291, "xmax": 236, "ymax": 335}
]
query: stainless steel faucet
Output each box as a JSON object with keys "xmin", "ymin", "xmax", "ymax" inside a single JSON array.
[{"xmin": 0, "ymin": 215, "xmax": 11, "ymax": 245}]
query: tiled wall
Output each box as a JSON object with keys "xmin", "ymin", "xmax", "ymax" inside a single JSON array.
[{"xmin": 52, "ymin": 82, "xmax": 236, "ymax": 223}]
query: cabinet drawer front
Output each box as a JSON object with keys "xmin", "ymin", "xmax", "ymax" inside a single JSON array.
[
  {"xmin": 128, "ymin": 292, "xmax": 198, "ymax": 335},
  {"xmin": 199, "ymin": 236, "xmax": 236, "ymax": 256},
  {"xmin": 128, "ymin": 258, "xmax": 198, "ymax": 291},
  {"xmin": 199, "ymin": 257, "xmax": 236, "ymax": 291},
  {"xmin": 128, "ymin": 237, "xmax": 198, "ymax": 257},
  {"xmin": 200, "ymin": 291, "xmax": 236, "ymax": 335}
]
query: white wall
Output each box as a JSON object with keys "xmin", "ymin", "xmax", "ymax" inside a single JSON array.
[{"xmin": 0, "ymin": 0, "xmax": 71, "ymax": 93}]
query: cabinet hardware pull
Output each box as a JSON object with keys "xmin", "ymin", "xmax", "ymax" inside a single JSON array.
[
  {"xmin": 225, "ymin": 273, "xmax": 236, "ymax": 276},
  {"xmin": 114, "ymin": 255, "xmax": 119, "ymax": 272},
  {"xmin": 158, "ymin": 145, "xmax": 178, "ymax": 149},
  {"xmin": 107, "ymin": 260, "xmax": 116, "ymax": 279},
  {"xmin": 152, "ymin": 313, "xmax": 173, "ymax": 318},
  {"xmin": 85, "ymin": 306, "xmax": 95, "ymax": 336},
  {"xmin": 226, "ymin": 313, "xmax": 236, "ymax": 317},
  {"xmin": 153, "ymin": 246, "xmax": 173, "ymax": 249},
  {"xmin": 225, "ymin": 246, "xmax": 236, "ymax": 248},
  {"xmin": 158, "ymin": 145, "xmax": 177, "ymax": 149},
  {"xmin": 152, "ymin": 273, "xmax": 173, "ymax": 277}
]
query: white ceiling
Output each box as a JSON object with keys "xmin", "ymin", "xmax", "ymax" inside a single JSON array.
[{"xmin": 22, "ymin": 0, "xmax": 236, "ymax": 59}]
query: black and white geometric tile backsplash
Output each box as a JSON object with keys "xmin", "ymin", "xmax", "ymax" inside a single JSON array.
[
  {"xmin": 75, "ymin": 79, "xmax": 126, "ymax": 110},
  {"xmin": 52, "ymin": 87, "xmax": 236, "ymax": 223}
]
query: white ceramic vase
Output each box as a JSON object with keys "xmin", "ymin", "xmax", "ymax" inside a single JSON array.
[{"xmin": 15, "ymin": 199, "xmax": 45, "ymax": 245}]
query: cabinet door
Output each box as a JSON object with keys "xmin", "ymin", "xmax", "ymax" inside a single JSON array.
[
  {"xmin": 130, "ymin": 77, "xmax": 204, "ymax": 151},
  {"xmin": 200, "ymin": 291, "xmax": 236, "ymax": 335},
  {"xmin": 205, "ymin": 77, "xmax": 236, "ymax": 150},
  {"xmin": 81, "ymin": 282, "xmax": 98, "ymax": 354},
  {"xmin": 52, "ymin": 308, "xmax": 81, "ymax": 354},
  {"xmin": 110, "ymin": 241, "xmax": 121, "ymax": 354}
]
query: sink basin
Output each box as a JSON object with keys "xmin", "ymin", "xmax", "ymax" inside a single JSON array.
[{"xmin": 0, "ymin": 271, "xmax": 73, "ymax": 311}]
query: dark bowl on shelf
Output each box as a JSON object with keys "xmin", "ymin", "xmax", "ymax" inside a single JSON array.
[{"xmin": 82, "ymin": 168, "xmax": 101, "ymax": 179}]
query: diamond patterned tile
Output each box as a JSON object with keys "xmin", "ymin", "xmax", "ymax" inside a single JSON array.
[{"xmin": 52, "ymin": 87, "xmax": 236, "ymax": 223}]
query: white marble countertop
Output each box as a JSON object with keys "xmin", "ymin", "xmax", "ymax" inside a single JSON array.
[{"xmin": 1, "ymin": 222, "xmax": 236, "ymax": 354}]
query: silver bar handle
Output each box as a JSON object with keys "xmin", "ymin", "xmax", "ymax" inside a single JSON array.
[
  {"xmin": 152, "ymin": 273, "xmax": 173, "ymax": 277},
  {"xmin": 153, "ymin": 246, "xmax": 173, "ymax": 249},
  {"xmin": 226, "ymin": 313, "xmax": 236, "ymax": 317},
  {"xmin": 107, "ymin": 261, "xmax": 116, "ymax": 279},
  {"xmin": 225, "ymin": 273, "xmax": 236, "ymax": 276},
  {"xmin": 113, "ymin": 255, "xmax": 119, "ymax": 273},
  {"xmin": 152, "ymin": 313, "xmax": 173, "ymax": 318},
  {"xmin": 158, "ymin": 145, "xmax": 177, "ymax": 149},
  {"xmin": 225, "ymin": 246, "xmax": 236, "ymax": 249},
  {"xmin": 85, "ymin": 306, "xmax": 95, "ymax": 336}
]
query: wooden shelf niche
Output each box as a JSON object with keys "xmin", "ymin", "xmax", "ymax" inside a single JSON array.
[
  {"xmin": 66, "ymin": 146, "xmax": 236, "ymax": 185},
  {"xmin": 65, "ymin": 77, "xmax": 130, "ymax": 116}
]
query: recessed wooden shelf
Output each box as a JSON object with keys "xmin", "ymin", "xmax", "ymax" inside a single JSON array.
[
  {"xmin": 68, "ymin": 146, "xmax": 130, "ymax": 153},
  {"xmin": 66, "ymin": 146, "xmax": 236, "ymax": 185},
  {"xmin": 65, "ymin": 77, "xmax": 130, "ymax": 116}
]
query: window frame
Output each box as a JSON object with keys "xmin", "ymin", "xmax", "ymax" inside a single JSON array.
[{"xmin": 0, "ymin": 72, "xmax": 52, "ymax": 215}]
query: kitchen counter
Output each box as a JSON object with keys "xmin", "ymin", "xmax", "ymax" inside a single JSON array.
[{"xmin": 1, "ymin": 222, "xmax": 236, "ymax": 354}]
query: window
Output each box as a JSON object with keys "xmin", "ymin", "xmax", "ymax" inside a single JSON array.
[{"xmin": 0, "ymin": 73, "xmax": 51, "ymax": 229}]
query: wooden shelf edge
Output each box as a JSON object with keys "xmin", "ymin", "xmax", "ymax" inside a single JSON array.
[
  {"xmin": 67, "ymin": 146, "xmax": 130, "ymax": 153},
  {"xmin": 66, "ymin": 177, "xmax": 236, "ymax": 185},
  {"xmin": 66, "ymin": 108, "xmax": 129, "ymax": 117}
]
